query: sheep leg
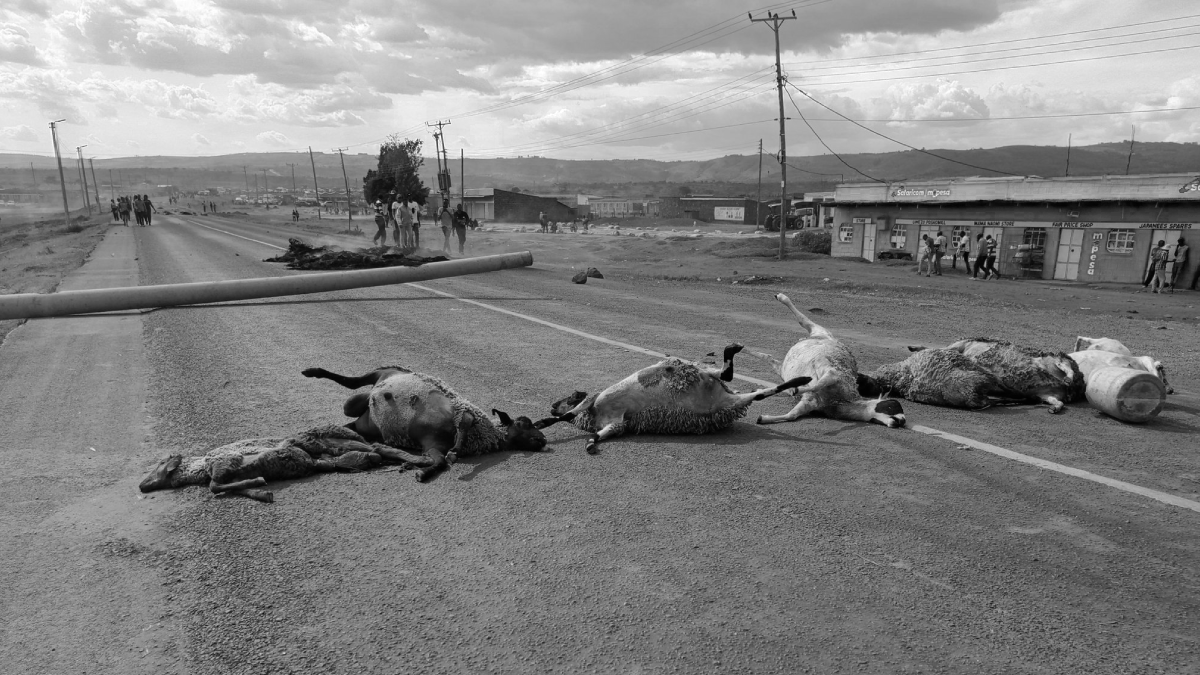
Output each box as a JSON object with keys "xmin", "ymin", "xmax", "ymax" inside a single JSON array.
[
  {"xmin": 342, "ymin": 392, "xmax": 370, "ymax": 418},
  {"xmin": 226, "ymin": 488, "xmax": 274, "ymax": 503},
  {"xmin": 720, "ymin": 343, "xmax": 744, "ymax": 382},
  {"xmin": 774, "ymin": 293, "xmax": 832, "ymax": 339},
  {"xmin": 829, "ymin": 399, "xmax": 907, "ymax": 428},
  {"xmin": 756, "ymin": 393, "xmax": 822, "ymax": 425},
  {"xmin": 414, "ymin": 444, "xmax": 449, "ymax": 483},
  {"xmin": 1041, "ymin": 395, "xmax": 1066, "ymax": 414},
  {"xmin": 445, "ymin": 411, "xmax": 475, "ymax": 465},
  {"xmin": 301, "ymin": 367, "xmax": 396, "ymax": 390},
  {"xmin": 731, "ymin": 376, "xmax": 813, "ymax": 406},
  {"xmin": 586, "ymin": 421, "xmax": 626, "ymax": 455},
  {"xmin": 368, "ymin": 443, "xmax": 435, "ymax": 466},
  {"xmin": 210, "ymin": 477, "xmax": 268, "ymax": 493}
]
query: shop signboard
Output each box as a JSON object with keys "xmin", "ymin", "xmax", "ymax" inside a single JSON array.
[{"xmin": 714, "ymin": 207, "xmax": 745, "ymax": 222}]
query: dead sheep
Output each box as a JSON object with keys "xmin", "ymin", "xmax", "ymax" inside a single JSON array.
[
  {"xmin": 867, "ymin": 338, "xmax": 1085, "ymax": 413},
  {"xmin": 302, "ymin": 366, "xmax": 546, "ymax": 481},
  {"xmin": 857, "ymin": 349, "xmax": 1028, "ymax": 410},
  {"xmin": 537, "ymin": 344, "xmax": 810, "ymax": 454},
  {"xmin": 750, "ymin": 294, "xmax": 908, "ymax": 428},
  {"xmin": 1071, "ymin": 336, "xmax": 1172, "ymax": 394},
  {"xmin": 139, "ymin": 424, "xmax": 411, "ymax": 503}
]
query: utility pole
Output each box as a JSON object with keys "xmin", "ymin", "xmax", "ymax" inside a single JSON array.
[
  {"xmin": 109, "ymin": 168, "xmax": 114, "ymax": 201},
  {"xmin": 460, "ymin": 148, "xmax": 465, "ymax": 209},
  {"xmin": 243, "ymin": 165, "xmax": 249, "ymax": 196},
  {"xmin": 1065, "ymin": 133, "xmax": 1072, "ymax": 177},
  {"xmin": 287, "ymin": 162, "xmax": 297, "ymax": 194},
  {"xmin": 756, "ymin": 138, "xmax": 763, "ymax": 229},
  {"xmin": 76, "ymin": 145, "xmax": 92, "ymax": 217},
  {"xmin": 88, "ymin": 158, "xmax": 101, "ymax": 209},
  {"xmin": 751, "ymin": 9, "xmax": 796, "ymax": 260},
  {"xmin": 336, "ymin": 147, "xmax": 352, "ymax": 228},
  {"xmin": 30, "ymin": 162, "xmax": 35, "ymax": 188},
  {"xmin": 308, "ymin": 147, "xmax": 321, "ymax": 219},
  {"xmin": 427, "ymin": 120, "xmax": 452, "ymax": 205},
  {"xmin": 1125, "ymin": 125, "xmax": 1136, "ymax": 175},
  {"xmin": 49, "ymin": 119, "xmax": 70, "ymax": 227}
]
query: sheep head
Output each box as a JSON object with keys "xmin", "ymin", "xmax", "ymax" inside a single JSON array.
[
  {"xmin": 492, "ymin": 409, "xmax": 547, "ymax": 452},
  {"xmin": 139, "ymin": 455, "xmax": 183, "ymax": 493},
  {"xmin": 550, "ymin": 391, "xmax": 588, "ymax": 417}
]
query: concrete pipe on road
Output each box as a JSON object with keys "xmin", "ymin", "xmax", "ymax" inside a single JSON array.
[{"xmin": 0, "ymin": 251, "xmax": 533, "ymax": 320}]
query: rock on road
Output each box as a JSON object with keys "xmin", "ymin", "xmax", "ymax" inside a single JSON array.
[{"xmin": 1, "ymin": 215, "xmax": 1197, "ymax": 675}]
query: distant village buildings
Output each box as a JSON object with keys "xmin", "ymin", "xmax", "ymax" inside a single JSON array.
[{"xmin": 828, "ymin": 173, "xmax": 1200, "ymax": 285}]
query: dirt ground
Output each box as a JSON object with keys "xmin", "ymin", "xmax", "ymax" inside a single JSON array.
[{"xmin": 0, "ymin": 212, "xmax": 112, "ymax": 342}]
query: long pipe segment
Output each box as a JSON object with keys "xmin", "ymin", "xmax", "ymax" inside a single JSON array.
[{"xmin": 0, "ymin": 251, "xmax": 534, "ymax": 321}]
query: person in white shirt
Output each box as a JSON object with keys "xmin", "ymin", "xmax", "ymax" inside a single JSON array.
[{"xmin": 955, "ymin": 233, "xmax": 971, "ymax": 271}]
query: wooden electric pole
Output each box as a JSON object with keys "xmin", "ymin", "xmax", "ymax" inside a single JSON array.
[
  {"xmin": 76, "ymin": 145, "xmax": 91, "ymax": 217},
  {"xmin": 336, "ymin": 147, "xmax": 352, "ymax": 228},
  {"xmin": 427, "ymin": 120, "xmax": 452, "ymax": 205},
  {"xmin": 1125, "ymin": 126, "xmax": 1136, "ymax": 175},
  {"xmin": 1065, "ymin": 133, "xmax": 1072, "ymax": 177},
  {"xmin": 751, "ymin": 9, "xmax": 795, "ymax": 260},
  {"xmin": 308, "ymin": 147, "xmax": 321, "ymax": 219},
  {"xmin": 88, "ymin": 158, "xmax": 100, "ymax": 209},
  {"xmin": 49, "ymin": 119, "xmax": 70, "ymax": 227},
  {"xmin": 756, "ymin": 138, "xmax": 763, "ymax": 229}
]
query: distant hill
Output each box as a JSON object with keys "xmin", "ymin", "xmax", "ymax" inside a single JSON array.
[{"xmin": 4, "ymin": 142, "xmax": 1199, "ymax": 197}]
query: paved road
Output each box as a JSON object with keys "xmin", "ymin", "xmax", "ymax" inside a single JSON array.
[{"xmin": 2, "ymin": 216, "xmax": 1198, "ymax": 675}]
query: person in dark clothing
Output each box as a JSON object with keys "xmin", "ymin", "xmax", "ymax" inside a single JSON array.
[
  {"xmin": 452, "ymin": 203, "xmax": 469, "ymax": 255},
  {"xmin": 983, "ymin": 235, "xmax": 999, "ymax": 280},
  {"xmin": 372, "ymin": 201, "xmax": 388, "ymax": 246},
  {"xmin": 971, "ymin": 234, "xmax": 987, "ymax": 280},
  {"xmin": 142, "ymin": 195, "xmax": 157, "ymax": 226}
]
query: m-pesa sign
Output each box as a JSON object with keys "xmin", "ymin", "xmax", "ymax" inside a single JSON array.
[{"xmin": 890, "ymin": 186, "xmax": 953, "ymax": 198}]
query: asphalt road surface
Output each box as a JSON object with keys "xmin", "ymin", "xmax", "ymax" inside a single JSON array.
[{"xmin": 1, "ymin": 215, "xmax": 1197, "ymax": 675}]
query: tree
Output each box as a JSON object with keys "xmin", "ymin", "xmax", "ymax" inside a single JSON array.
[
  {"xmin": 676, "ymin": 185, "xmax": 693, "ymax": 197},
  {"xmin": 363, "ymin": 135, "xmax": 430, "ymax": 205}
]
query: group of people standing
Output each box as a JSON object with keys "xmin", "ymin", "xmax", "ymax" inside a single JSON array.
[
  {"xmin": 916, "ymin": 231, "xmax": 1000, "ymax": 280},
  {"xmin": 1145, "ymin": 237, "xmax": 1190, "ymax": 294},
  {"xmin": 109, "ymin": 195, "xmax": 157, "ymax": 226},
  {"xmin": 372, "ymin": 195, "xmax": 472, "ymax": 255}
]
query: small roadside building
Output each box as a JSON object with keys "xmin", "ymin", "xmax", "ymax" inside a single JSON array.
[
  {"xmin": 460, "ymin": 188, "xmax": 575, "ymax": 223},
  {"xmin": 829, "ymin": 173, "xmax": 1200, "ymax": 284},
  {"xmin": 660, "ymin": 196, "xmax": 762, "ymax": 224}
]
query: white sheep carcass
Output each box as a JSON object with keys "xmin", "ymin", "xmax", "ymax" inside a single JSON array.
[
  {"xmin": 538, "ymin": 343, "xmax": 811, "ymax": 454},
  {"xmin": 302, "ymin": 366, "xmax": 547, "ymax": 481},
  {"xmin": 1071, "ymin": 336, "xmax": 1172, "ymax": 394},
  {"xmin": 139, "ymin": 424, "xmax": 408, "ymax": 503},
  {"xmin": 750, "ymin": 294, "xmax": 908, "ymax": 428}
]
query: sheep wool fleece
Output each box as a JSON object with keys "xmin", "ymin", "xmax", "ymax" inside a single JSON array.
[
  {"xmin": 568, "ymin": 359, "xmax": 752, "ymax": 435},
  {"xmin": 368, "ymin": 371, "xmax": 505, "ymax": 457},
  {"xmin": 165, "ymin": 424, "xmax": 374, "ymax": 488}
]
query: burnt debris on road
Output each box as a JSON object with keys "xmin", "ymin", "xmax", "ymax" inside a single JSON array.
[{"xmin": 264, "ymin": 237, "xmax": 449, "ymax": 270}]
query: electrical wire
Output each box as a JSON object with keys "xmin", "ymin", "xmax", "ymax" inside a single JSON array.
[
  {"xmin": 782, "ymin": 85, "xmax": 884, "ymax": 182},
  {"xmin": 787, "ymin": 81, "xmax": 1024, "ymax": 177}
]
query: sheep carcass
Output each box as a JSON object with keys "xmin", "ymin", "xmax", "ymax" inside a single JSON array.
[
  {"xmin": 750, "ymin": 294, "xmax": 907, "ymax": 428},
  {"xmin": 538, "ymin": 343, "xmax": 811, "ymax": 454},
  {"xmin": 302, "ymin": 366, "xmax": 546, "ymax": 481},
  {"xmin": 1074, "ymin": 336, "xmax": 1132, "ymax": 355},
  {"xmin": 867, "ymin": 338, "xmax": 1085, "ymax": 413},
  {"xmin": 856, "ymin": 348, "xmax": 1027, "ymax": 409},
  {"xmin": 139, "ymin": 424, "xmax": 408, "ymax": 503},
  {"xmin": 1071, "ymin": 336, "xmax": 1171, "ymax": 394}
]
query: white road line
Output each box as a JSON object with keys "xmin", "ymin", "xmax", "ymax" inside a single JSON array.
[
  {"xmin": 192, "ymin": 219, "xmax": 1200, "ymax": 514},
  {"xmin": 189, "ymin": 220, "xmax": 284, "ymax": 249}
]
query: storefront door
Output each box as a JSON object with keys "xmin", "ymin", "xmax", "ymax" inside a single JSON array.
[
  {"xmin": 861, "ymin": 226, "xmax": 877, "ymax": 261},
  {"xmin": 1054, "ymin": 230, "xmax": 1085, "ymax": 280}
]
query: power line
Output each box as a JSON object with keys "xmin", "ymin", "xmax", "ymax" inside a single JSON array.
[
  {"xmin": 795, "ymin": 43, "xmax": 1200, "ymax": 88},
  {"xmin": 787, "ymin": 82, "xmax": 1023, "ymax": 178},
  {"xmin": 786, "ymin": 13, "xmax": 1200, "ymax": 68},
  {"xmin": 783, "ymin": 84, "xmax": 883, "ymax": 183}
]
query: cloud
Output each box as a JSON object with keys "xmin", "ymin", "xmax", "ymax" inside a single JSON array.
[
  {"xmin": 256, "ymin": 130, "xmax": 291, "ymax": 147},
  {"xmin": 0, "ymin": 124, "xmax": 39, "ymax": 142},
  {"xmin": 0, "ymin": 67, "xmax": 221, "ymax": 123},
  {"xmin": 224, "ymin": 76, "xmax": 384, "ymax": 126},
  {"xmin": 192, "ymin": 133, "xmax": 211, "ymax": 146},
  {"xmin": 866, "ymin": 80, "xmax": 990, "ymax": 122},
  {"xmin": 1, "ymin": 22, "xmax": 47, "ymax": 66}
]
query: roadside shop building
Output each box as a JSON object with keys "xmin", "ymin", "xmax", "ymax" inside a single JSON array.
[
  {"xmin": 460, "ymin": 188, "xmax": 575, "ymax": 223},
  {"xmin": 829, "ymin": 174, "xmax": 1200, "ymax": 284}
]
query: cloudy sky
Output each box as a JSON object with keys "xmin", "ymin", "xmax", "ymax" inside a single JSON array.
[{"xmin": 2, "ymin": 0, "xmax": 1199, "ymax": 161}]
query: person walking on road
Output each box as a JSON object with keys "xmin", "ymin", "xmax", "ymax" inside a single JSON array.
[
  {"xmin": 141, "ymin": 195, "xmax": 157, "ymax": 226},
  {"xmin": 410, "ymin": 201, "xmax": 422, "ymax": 249},
  {"xmin": 539, "ymin": 211, "xmax": 548, "ymax": 233},
  {"xmin": 396, "ymin": 198, "xmax": 414, "ymax": 248},
  {"xmin": 1149, "ymin": 239, "xmax": 1170, "ymax": 293},
  {"xmin": 955, "ymin": 231, "xmax": 970, "ymax": 270},
  {"xmin": 933, "ymin": 231, "xmax": 947, "ymax": 276},
  {"xmin": 452, "ymin": 203, "xmax": 469, "ymax": 255},
  {"xmin": 437, "ymin": 199, "xmax": 454, "ymax": 254},
  {"xmin": 916, "ymin": 234, "xmax": 933, "ymax": 276},
  {"xmin": 971, "ymin": 234, "xmax": 987, "ymax": 280},
  {"xmin": 110, "ymin": 199, "xmax": 119, "ymax": 222},
  {"xmin": 982, "ymin": 235, "xmax": 999, "ymax": 280},
  {"xmin": 133, "ymin": 195, "xmax": 145, "ymax": 226},
  {"xmin": 372, "ymin": 200, "xmax": 388, "ymax": 246}
]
